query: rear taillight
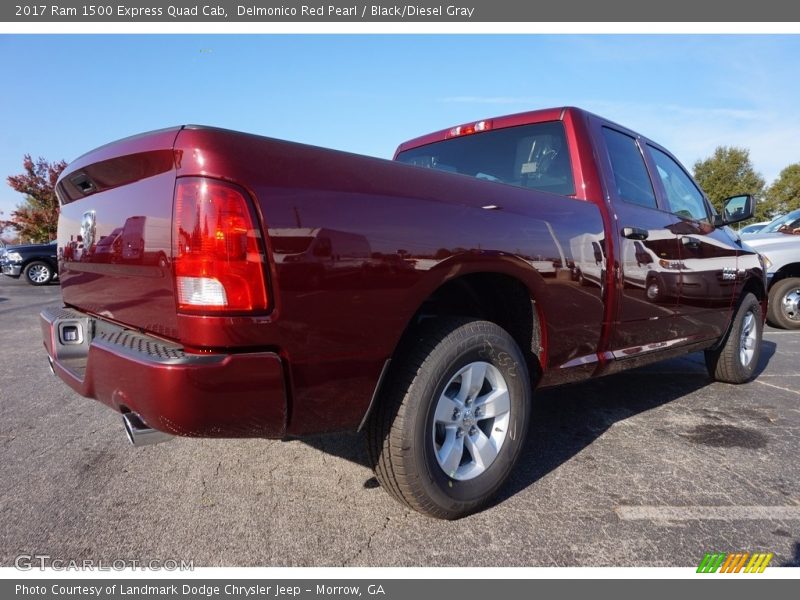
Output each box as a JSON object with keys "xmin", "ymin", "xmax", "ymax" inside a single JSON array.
[{"xmin": 173, "ymin": 177, "xmax": 269, "ymax": 313}]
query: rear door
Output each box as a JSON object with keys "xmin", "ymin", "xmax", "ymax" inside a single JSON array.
[{"xmin": 595, "ymin": 125, "xmax": 686, "ymax": 353}]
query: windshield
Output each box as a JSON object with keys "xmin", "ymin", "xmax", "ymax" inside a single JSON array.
[
  {"xmin": 396, "ymin": 121, "xmax": 575, "ymax": 196},
  {"xmin": 762, "ymin": 209, "xmax": 800, "ymax": 233}
]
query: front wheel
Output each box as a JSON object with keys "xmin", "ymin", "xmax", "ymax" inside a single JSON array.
[
  {"xmin": 366, "ymin": 318, "xmax": 531, "ymax": 519},
  {"xmin": 646, "ymin": 273, "xmax": 666, "ymax": 303},
  {"xmin": 23, "ymin": 261, "xmax": 53, "ymax": 286},
  {"xmin": 767, "ymin": 277, "xmax": 800, "ymax": 330},
  {"xmin": 704, "ymin": 293, "xmax": 763, "ymax": 383}
]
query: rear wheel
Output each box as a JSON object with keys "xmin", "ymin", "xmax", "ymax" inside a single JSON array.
[
  {"xmin": 705, "ymin": 293, "xmax": 762, "ymax": 383},
  {"xmin": 767, "ymin": 277, "xmax": 800, "ymax": 330},
  {"xmin": 366, "ymin": 318, "xmax": 531, "ymax": 519},
  {"xmin": 24, "ymin": 261, "xmax": 53, "ymax": 286}
]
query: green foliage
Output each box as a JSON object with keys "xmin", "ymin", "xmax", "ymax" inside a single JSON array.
[
  {"xmin": 6, "ymin": 155, "xmax": 67, "ymax": 243},
  {"xmin": 692, "ymin": 146, "xmax": 768, "ymax": 220},
  {"xmin": 765, "ymin": 163, "xmax": 800, "ymax": 217}
]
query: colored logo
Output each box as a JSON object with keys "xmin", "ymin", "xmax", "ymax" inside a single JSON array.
[{"xmin": 697, "ymin": 552, "xmax": 773, "ymax": 573}]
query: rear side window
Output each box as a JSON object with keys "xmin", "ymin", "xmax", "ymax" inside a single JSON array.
[
  {"xmin": 648, "ymin": 146, "xmax": 709, "ymax": 222},
  {"xmin": 601, "ymin": 127, "xmax": 657, "ymax": 209},
  {"xmin": 396, "ymin": 121, "xmax": 575, "ymax": 196}
]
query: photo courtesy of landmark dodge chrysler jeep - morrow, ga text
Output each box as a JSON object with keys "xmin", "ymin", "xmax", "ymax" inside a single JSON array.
[{"xmin": 41, "ymin": 107, "xmax": 767, "ymax": 519}]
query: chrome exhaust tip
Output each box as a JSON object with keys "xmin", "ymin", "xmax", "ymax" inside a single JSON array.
[{"xmin": 122, "ymin": 412, "xmax": 173, "ymax": 447}]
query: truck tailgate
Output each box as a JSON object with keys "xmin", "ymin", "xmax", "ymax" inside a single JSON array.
[{"xmin": 57, "ymin": 127, "xmax": 182, "ymax": 340}]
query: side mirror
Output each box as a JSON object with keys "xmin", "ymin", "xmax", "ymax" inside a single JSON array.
[{"xmin": 715, "ymin": 194, "xmax": 754, "ymax": 227}]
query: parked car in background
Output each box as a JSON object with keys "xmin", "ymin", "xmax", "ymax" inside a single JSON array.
[
  {"xmin": 1, "ymin": 241, "xmax": 58, "ymax": 285},
  {"xmin": 742, "ymin": 209, "xmax": 800, "ymax": 330},
  {"xmin": 739, "ymin": 221, "xmax": 770, "ymax": 236},
  {"xmin": 757, "ymin": 208, "xmax": 800, "ymax": 236}
]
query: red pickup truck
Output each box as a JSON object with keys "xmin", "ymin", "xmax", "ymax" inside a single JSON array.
[{"xmin": 41, "ymin": 107, "xmax": 766, "ymax": 519}]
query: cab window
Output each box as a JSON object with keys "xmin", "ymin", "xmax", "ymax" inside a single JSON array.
[
  {"xmin": 601, "ymin": 127, "xmax": 657, "ymax": 209},
  {"xmin": 396, "ymin": 121, "xmax": 575, "ymax": 196},
  {"xmin": 648, "ymin": 146, "xmax": 709, "ymax": 222}
]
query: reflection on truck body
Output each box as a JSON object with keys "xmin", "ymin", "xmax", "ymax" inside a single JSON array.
[
  {"xmin": 570, "ymin": 232, "xmax": 606, "ymax": 288},
  {"xmin": 79, "ymin": 216, "xmax": 170, "ymax": 267},
  {"xmin": 269, "ymin": 227, "xmax": 372, "ymax": 290}
]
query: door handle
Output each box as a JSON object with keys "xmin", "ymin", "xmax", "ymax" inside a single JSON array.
[
  {"xmin": 622, "ymin": 227, "xmax": 649, "ymax": 241},
  {"xmin": 682, "ymin": 236, "xmax": 701, "ymax": 249}
]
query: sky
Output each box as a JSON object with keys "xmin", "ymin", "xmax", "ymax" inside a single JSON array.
[{"xmin": 1, "ymin": 34, "xmax": 799, "ymax": 219}]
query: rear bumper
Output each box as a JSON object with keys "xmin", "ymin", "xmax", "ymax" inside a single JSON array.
[{"xmin": 40, "ymin": 306, "xmax": 287, "ymax": 438}]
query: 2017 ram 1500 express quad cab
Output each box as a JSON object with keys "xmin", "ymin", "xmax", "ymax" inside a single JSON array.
[{"xmin": 41, "ymin": 107, "xmax": 766, "ymax": 519}]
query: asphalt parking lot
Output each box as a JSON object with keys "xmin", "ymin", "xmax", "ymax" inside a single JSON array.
[{"xmin": 0, "ymin": 274, "xmax": 798, "ymax": 568}]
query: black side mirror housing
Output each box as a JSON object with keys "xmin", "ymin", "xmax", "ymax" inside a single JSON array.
[{"xmin": 714, "ymin": 194, "xmax": 754, "ymax": 227}]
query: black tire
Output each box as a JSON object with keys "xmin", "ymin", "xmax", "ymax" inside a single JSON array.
[
  {"xmin": 366, "ymin": 317, "xmax": 531, "ymax": 519},
  {"xmin": 704, "ymin": 293, "xmax": 763, "ymax": 383},
  {"xmin": 767, "ymin": 277, "xmax": 800, "ymax": 330},
  {"xmin": 23, "ymin": 261, "xmax": 53, "ymax": 286},
  {"xmin": 645, "ymin": 273, "xmax": 665, "ymax": 303}
]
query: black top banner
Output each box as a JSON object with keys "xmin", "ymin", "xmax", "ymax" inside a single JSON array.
[{"xmin": 4, "ymin": 0, "xmax": 800, "ymax": 22}]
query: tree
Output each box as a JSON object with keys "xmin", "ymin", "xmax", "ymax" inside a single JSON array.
[
  {"xmin": 6, "ymin": 155, "xmax": 67, "ymax": 243},
  {"xmin": 0, "ymin": 211, "xmax": 15, "ymax": 241},
  {"xmin": 765, "ymin": 163, "xmax": 800, "ymax": 217},
  {"xmin": 692, "ymin": 146, "xmax": 769, "ymax": 221}
]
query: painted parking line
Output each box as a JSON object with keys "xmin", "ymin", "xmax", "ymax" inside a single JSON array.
[
  {"xmin": 755, "ymin": 380, "xmax": 800, "ymax": 395},
  {"xmin": 616, "ymin": 506, "xmax": 800, "ymax": 521},
  {"xmin": 758, "ymin": 374, "xmax": 800, "ymax": 377}
]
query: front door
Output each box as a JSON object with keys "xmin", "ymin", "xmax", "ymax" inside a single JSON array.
[
  {"xmin": 596, "ymin": 125, "xmax": 686, "ymax": 353},
  {"xmin": 645, "ymin": 144, "xmax": 739, "ymax": 341}
]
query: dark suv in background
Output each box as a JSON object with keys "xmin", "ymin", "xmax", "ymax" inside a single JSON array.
[{"xmin": 1, "ymin": 241, "xmax": 58, "ymax": 285}]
